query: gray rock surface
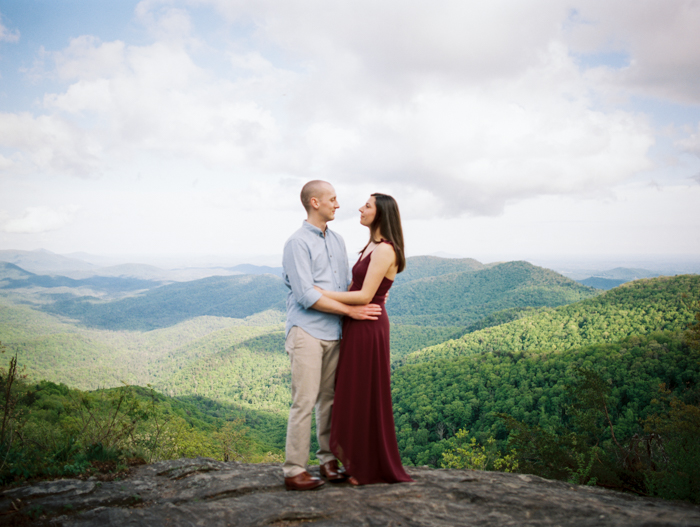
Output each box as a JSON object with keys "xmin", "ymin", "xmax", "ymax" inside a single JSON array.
[{"xmin": 2, "ymin": 457, "xmax": 699, "ymax": 526}]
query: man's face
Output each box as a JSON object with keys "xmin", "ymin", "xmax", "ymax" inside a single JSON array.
[{"xmin": 315, "ymin": 184, "xmax": 340, "ymax": 222}]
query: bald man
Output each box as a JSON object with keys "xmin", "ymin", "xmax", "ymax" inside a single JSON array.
[{"xmin": 281, "ymin": 180, "xmax": 382, "ymax": 490}]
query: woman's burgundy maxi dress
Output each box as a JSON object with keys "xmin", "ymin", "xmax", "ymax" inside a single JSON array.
[{"xmin": 329, "ymin": 242, "xmax": 413, "ymax": 484}]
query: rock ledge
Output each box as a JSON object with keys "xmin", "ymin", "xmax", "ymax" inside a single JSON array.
[{"xmin": 2, "ymin": 457, "xmax": 699, "ymax": 526}]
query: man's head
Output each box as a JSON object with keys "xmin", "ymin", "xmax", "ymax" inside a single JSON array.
[{"xmin": 300, "ymin": 180, "xmax": 339, "ymax": 225}]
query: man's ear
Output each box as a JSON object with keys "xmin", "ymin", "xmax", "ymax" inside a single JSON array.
[{"xmin": 310, "ymin": 197, "xmax": 320, "ymax": 210}]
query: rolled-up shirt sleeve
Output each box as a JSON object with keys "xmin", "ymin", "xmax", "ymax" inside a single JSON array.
[{"xmin": 283, "ymin": 238, "xmax": 323, "ymax": 309}]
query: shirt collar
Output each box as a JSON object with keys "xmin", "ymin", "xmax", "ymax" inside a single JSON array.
[{"xmin": 302, "ymin": 220, "xmax": 330, "ymax": 238}]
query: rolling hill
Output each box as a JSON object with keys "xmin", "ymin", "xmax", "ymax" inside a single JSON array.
[
  {"xmin": 401, "ymin": 274, "xmax": 700, "ymax": 366},
  {"xmin": 0, "ymin": 293, "xmax": 287, "ymax": 390},
  {"xmin": 387, "ymin": 261, "xmax": 598, "ymax": 326}
]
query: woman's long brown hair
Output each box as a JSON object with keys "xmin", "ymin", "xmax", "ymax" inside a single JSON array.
[{"xmin": 361, "ymin": 193, "xmax": 406, "ymax": 273}]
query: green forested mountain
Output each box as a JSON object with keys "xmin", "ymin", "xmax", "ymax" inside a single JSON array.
[
  {"xmin": 389, "ymin": 324, "xmax": 465, "ymax": 361},
  {"xmin": 1, "ymin": 257, "xmax": 596, "ymax": 411},
  {"xmin": 1, "ymin": 255, "xmax": 698, "ymax": 502},
  {"xmin": 392, "ymin": 331, "xmax": 699, "ymax": 468},
  {"xmin": 0, "ymin": 292, "xmax": 458, "ymax": 413},
  {"xmin": 390, "ymin": 275, "xmax": 700, "ymax": 467},
  {"xmin": 43, "ymin": 274, "xmax": 287, "ymax": 330},
  {"xmin": 0, "ymin": 296, "xmax": 286, "ymax": 390},
  {"xmin": 0, "ymin": 373, "xmax": 287, "ymax": 484},
  {"xmin": 401, "ymin": 275, "xmax": 699, "ymax": 366},
  {"xmin": 393, "ymin": 255, "xmax": 488, "ymax": 284},
  {"xmin": 3, "ymin": 266, "xmax": 693, "ymax": 418},
  {"xmin": 387, "ymin": 261, "xmax": 598, "ymax": 326},
  {"xmin": 151, "ymin": 323, "xmax": 469, "ymax": 410},
  {"xmin": 158, "ymin": 331, "xmax": 290, "ymax": 410}
]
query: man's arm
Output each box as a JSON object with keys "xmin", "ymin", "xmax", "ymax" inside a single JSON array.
[
  {"xmin": 311, "ymin": 295, "xmax": 382, "ymax": 320},
  {"xmin": 283, "ymin": 238, "xmax": 323, "ymax": 309}
]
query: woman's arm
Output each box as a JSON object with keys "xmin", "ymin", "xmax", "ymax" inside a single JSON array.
[{"xmin": 316, "ymin": 243, "xmax": 395, "ymax": 305}]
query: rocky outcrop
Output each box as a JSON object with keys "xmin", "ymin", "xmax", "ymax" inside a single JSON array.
[{"xmin": 2, "ymin": 457, "xmax": 699, "ymax": 526}]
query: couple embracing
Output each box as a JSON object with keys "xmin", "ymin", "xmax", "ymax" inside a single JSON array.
[{"xmin": 282, "ymin": 180, "xmax": 413, "ymax": 490}]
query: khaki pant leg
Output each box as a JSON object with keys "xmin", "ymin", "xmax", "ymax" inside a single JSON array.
[
  {"xmin": 283, "ymin": 327, "xmax": 324, "ymax": 478},
  {"xmin": 315, "ymin": 338, "xmax": 340, "ymax": 464}
]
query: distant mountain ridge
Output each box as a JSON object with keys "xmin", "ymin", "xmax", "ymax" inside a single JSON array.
[
  {"xmin": 573, "ymin": 267, "xmax": 660, "ymax": 290},
  {"xmin": 0, "ymin": 262, "xmax": 34, "ymax": 281},
  {"xmin": 227, "ymin": 264, "xmax": 283, "ymax": 277},
  {"xmin": 0, "ymin": 261, "xmax": 158, "ymax": 294},
  {"xmin": 43, "ymin": 274, "xmax": 288, "ymax": 331},
  {"xmin": 3, "ymin": 255, "xmax": 600, "ymax": 339},
  {"xmin": 0, "ymin": 249, "xmax": 96, "ymax": 273},
  {"xmin": 577, "ymin": 277, "xmax": 626, "ymax": 290},
  {"xmin": 0, "ymin": 249, "xmax": 283, "ymax": 282},
  {"xmin": 589, "ymin": 267, "xmax": 659, "ymax": 281}
]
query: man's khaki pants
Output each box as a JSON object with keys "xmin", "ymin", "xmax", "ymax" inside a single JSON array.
[{"xmin": 283, "ymin": 326, "xmax": 340, "ymax": 478}]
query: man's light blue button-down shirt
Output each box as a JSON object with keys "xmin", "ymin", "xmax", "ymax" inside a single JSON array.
[{"xmin": 283, "ymin": 221, "xmax": 351, "ymax": 340}]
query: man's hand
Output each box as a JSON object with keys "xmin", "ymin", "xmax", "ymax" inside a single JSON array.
[{"xmin": 346, "ymin": 303, "xmax": 382, "ymax": 320}]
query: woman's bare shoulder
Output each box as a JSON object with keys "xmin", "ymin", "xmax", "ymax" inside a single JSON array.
[{"xmin": 374, "ymin": 241, "xmax": 396, "ymax": 256}]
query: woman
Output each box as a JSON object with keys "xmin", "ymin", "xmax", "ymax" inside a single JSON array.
[{"xmin": 314, "ymin": 193, "xmax": 413, "ymax": 485}]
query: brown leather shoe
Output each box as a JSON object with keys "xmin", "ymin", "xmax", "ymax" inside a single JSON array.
[
  {"xmin": 319, "ymin": 460, "xmax": 348, "ymax": 483},
  {"xmin": 285, "ymin": 471, "xmax": 325, "ymax": 491}
]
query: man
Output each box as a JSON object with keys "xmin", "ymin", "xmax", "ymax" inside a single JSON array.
[{"xmin": 282, "ymin": 180, "xmax": 382, "ymax": 491}]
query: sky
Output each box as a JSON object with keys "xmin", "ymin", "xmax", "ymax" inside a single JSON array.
[{"xmin": 0, "ymin": 0, "xmax": 699, "ymax": 268}]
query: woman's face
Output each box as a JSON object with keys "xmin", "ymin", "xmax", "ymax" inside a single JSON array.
[{"xmin": 359, "ymin": 196, "xmax": 376, "ymax": 227}]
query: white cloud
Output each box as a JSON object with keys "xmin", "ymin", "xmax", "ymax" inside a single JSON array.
[
  {"xmin": 2, "ymin": 206, "xmax": 77, "ymax": 234},
  {"xmin": 677, "ymin": 122, "xmax": 700, "ymax": 156},
  {"xmin": 0, "ymin": 15, "xmax": 19, "ymax": 43},
  {"xmin": 288, "ymin": 43, "xmax": 654, "ymax": 215},
  {"xmin": 0, "ymin": 153, "xmax": 16, "ymax": 171},
  {"xmin": 193, "ymin": 1, "xmax": 657, "ymax": 214},
  {"xmin": 567, "ymin": 1, "xmax": 700, "ymax": 104},
  {"xmin": 0, "ymin": 0, "xmax": 689, "ymax": 234},
  {"xmin": 206, "ymin": 0, "xmax": 568, "ymax": 80},
  {"xmin": 53, "ymin": 36, "xmax": 127, "ymax": 81},
  {"xmin": 0, "ymin": 112, "xmax": 102, "ymax": 176},
  {"xmin": 40, "ymin": 35, "xmax": 294, "ymax": 171},
  {"xmin": 135, "ymin": 1, "xmax": 194, "ymax": 43}
]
